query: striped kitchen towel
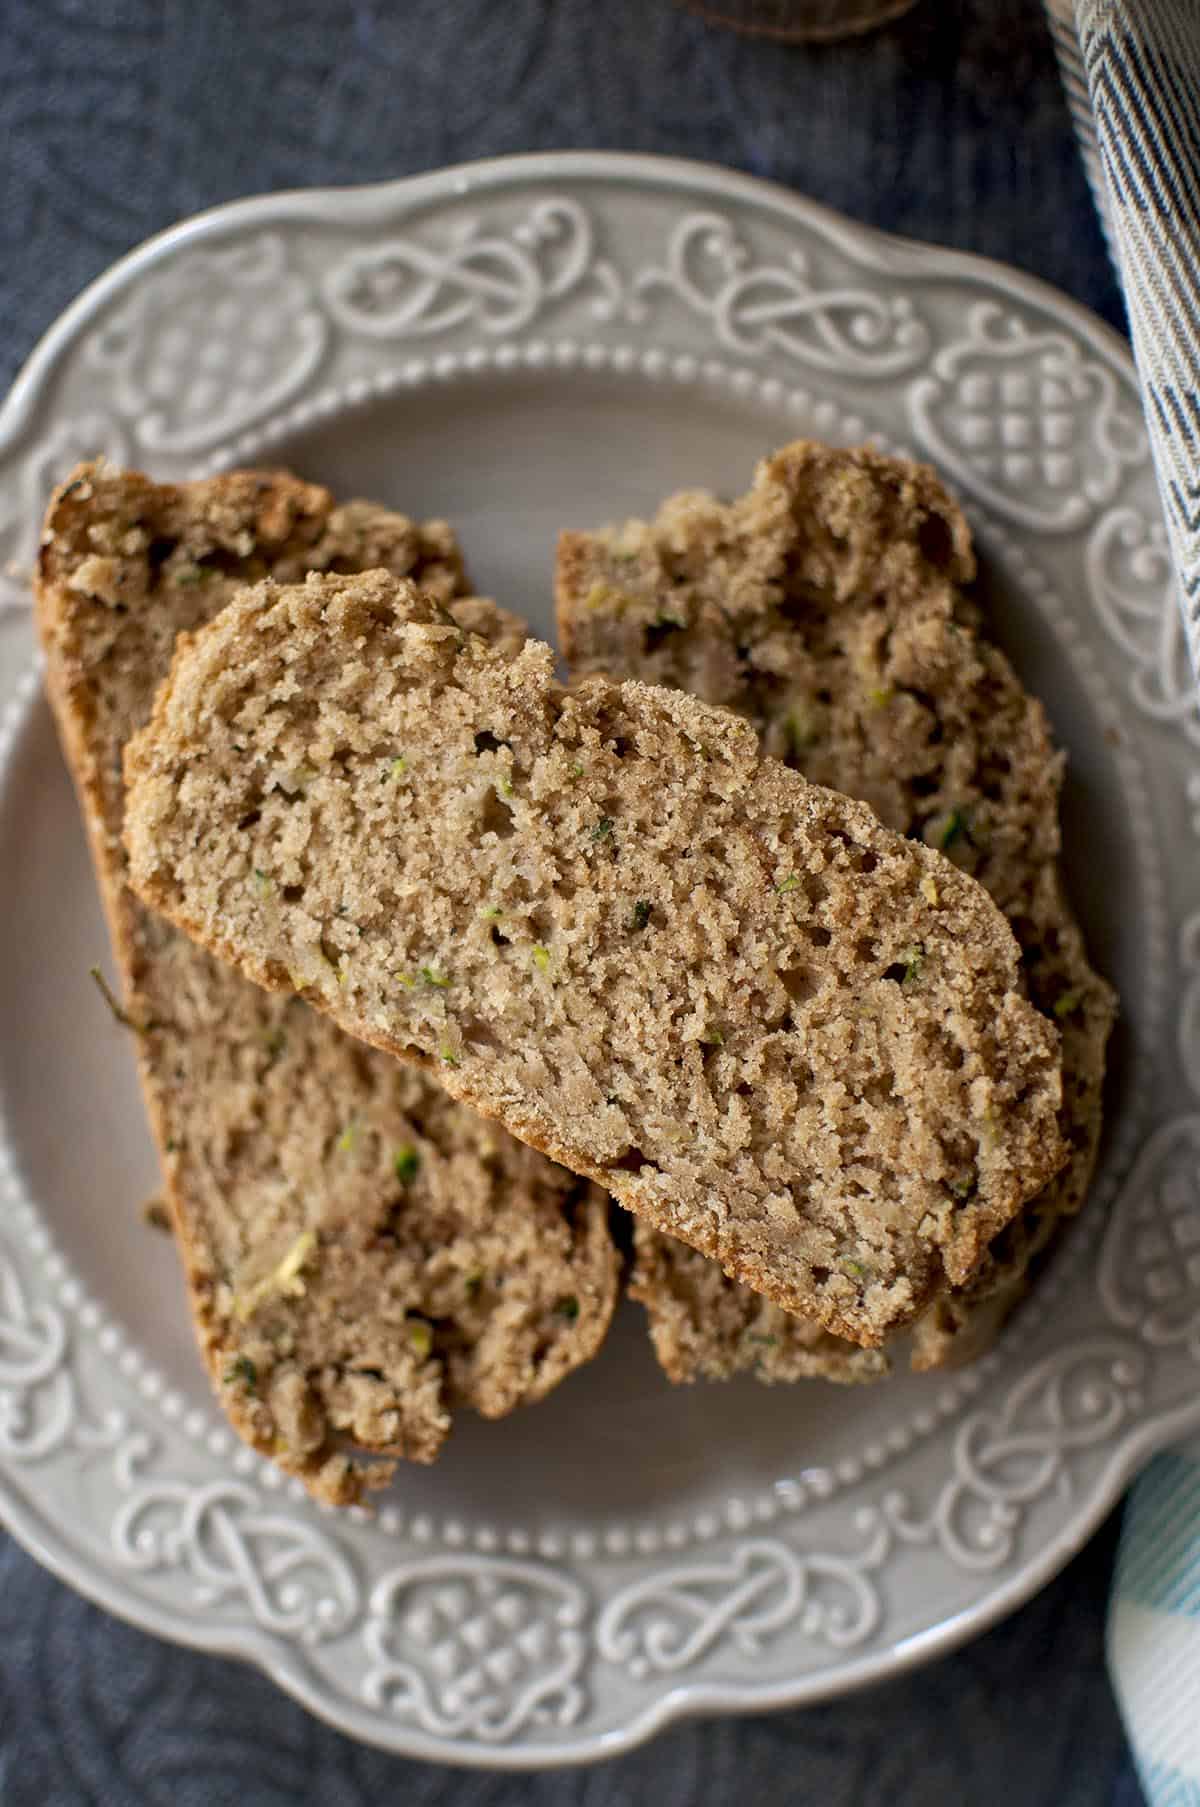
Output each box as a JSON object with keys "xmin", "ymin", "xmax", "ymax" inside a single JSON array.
[
  {"xmin": 1046, "ymin": 6, "xmax": 1200, "ymax": 1802},
  {"xmin": 1108, "ymin": 1439, "xmax": 1200, "ymax": 1804},
  {"xmin": 1048, "ymin": 0, "xmax": 1200, "ymax": 660}
]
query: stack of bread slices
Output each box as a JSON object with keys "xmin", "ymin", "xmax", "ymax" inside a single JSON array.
[{"xmin": 35, "ymin": 441, "xmax": 1113, "ymax": 1505}]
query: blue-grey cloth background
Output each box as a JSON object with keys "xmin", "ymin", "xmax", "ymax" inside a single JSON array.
[{"xmin": 0, "ymin": 1, "xmax": 1145, "ymax": 1802}]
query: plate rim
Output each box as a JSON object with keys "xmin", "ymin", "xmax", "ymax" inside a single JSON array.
[
  {"xmin": 0, "ymin": 147, "xmax": 1192, "ymax": 1768},
  {"xmin": 2, "ymin": 1318, "xmax": 1197, "ymax": 1772},
  {"xmin": 0, "ymin": 151, "xmax": 1140, "ymax": 456}
]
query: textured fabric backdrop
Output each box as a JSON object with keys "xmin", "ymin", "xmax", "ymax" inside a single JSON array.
[{"xmin": 0, "ymin": 1, "xmax": 1142, "ymax": 1802}]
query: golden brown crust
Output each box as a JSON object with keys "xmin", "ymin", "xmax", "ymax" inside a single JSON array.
[
  {"xmin": 124, "ymin": 568, "xmax": 1067, "ymax": 1347},
  {"xmin": 36, "ymin": 461, "xmax": 618, "ymax": 1505}
]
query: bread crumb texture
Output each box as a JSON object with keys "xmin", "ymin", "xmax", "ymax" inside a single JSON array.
[
  {"xmin": 36, "ymin": 462, "xmax": 617, "ymax": 1505},
  {"xmin": 556, "ymin": 437, "xmax": 1115, "ymax": 1379},
  {"xmin": 125, "ymin": 566, "xmax": 1068, "ymax": 1348}
]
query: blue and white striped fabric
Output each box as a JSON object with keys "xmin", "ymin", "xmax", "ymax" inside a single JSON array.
[
  {"xmin": 1109, "ymin": 1441, "xmax": 1200, "ymax": 1803},
  {"xmin": 1048, "ymin": 0, "xmax": 1200, "ymax": 662},
  {"xmin": 1046, "ymin": 5, "xmax": 1200, "ymax": 1802}
]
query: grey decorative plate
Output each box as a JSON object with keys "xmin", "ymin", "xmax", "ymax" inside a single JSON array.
[{"xmin": 0, "ymin": 153, "xmax": 1196, "ymax": 1768}]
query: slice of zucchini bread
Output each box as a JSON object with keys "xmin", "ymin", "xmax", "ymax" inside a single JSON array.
[
  {"xmin": 124, "ymin": 566, "xmax": 1066, "ymax": 1349},
  {"xmin": 36, "ymin": 462, "xmax": 618, "ymax": 1505},
  {"xmin": 557, "ymin": 439, "xmax": 1114, "ymax": 1379}
]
